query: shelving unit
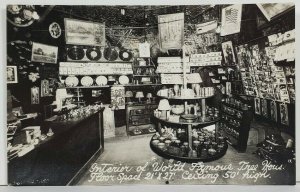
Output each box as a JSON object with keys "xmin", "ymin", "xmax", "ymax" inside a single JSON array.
[
  {"xmin": 150, "ymin": 47, "xmax": 228, "ymax": 162},
  {"xmin": 132, "ymin": 57, "xmax": 160, "ymax": 85}
]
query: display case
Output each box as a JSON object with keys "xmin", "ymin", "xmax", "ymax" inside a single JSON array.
[
  {"xmin": 219, "ymin": 96, "xmax": 253, "ymax": 152},
  {"xmin": 126, "ymin": 103, "xmax": 158, "ymax": 136}
]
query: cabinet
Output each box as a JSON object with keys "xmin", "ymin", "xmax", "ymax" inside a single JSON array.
[{"xmin": 126, "ymin": 103, "xmax": 158, "ymax": 136}]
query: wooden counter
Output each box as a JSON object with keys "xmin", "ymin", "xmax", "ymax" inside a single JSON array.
[{"xmin": 8, "ymin": 108, "xmax": 105, "ymax": 186}]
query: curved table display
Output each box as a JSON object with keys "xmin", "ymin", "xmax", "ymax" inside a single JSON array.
[
  {"xmin": 152, "ymin": 88, "xmax": 228, "ymax": 162},
  {"xmin": 151, "ymin": 116, "xmax": 227, "ymax": 162},
  {"xmin": 150, "ymin": 135, "xmax": 228, "ymax": 163}
]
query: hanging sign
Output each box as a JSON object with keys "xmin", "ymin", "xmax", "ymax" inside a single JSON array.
[
  {"xmin": 220, "ymin": 4, "xmax": 242, "ymax": 36},
  {"xmin": 158, "ymin": 13, "xmax": 184, "ymax": 49}
]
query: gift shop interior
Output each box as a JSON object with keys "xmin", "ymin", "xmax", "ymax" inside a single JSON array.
[{"xmin": 6, "ymin": 4, "xmax": 295, "ymax": 185}]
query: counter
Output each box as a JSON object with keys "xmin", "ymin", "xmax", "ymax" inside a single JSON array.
[{"xmin": 8, "ymin": 108, "xmax": 104, "ymax": 186}]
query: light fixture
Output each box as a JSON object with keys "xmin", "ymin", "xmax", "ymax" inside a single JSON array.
[
  {"xmin": 146, "ymin": 93, "xmax": 153, "ymax": 103},
  {"xmin": 158, "ymin": 99, "xmax": 171, "ymax": 119},
  {"xmin": 135, "ymin": 91, "xmax": 144, "ymax": 103}
]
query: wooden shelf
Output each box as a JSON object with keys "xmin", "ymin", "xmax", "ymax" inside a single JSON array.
[
  {"xmin": 132, "ymin": 65, "xmax": 156, "ymax": 68},
  {"xmin": 157, "ymin": 94, "xmax": 214, "ymax": 100},
  {"xmin": 132, "ymin": 74, "xmax": 159, "ymax": 77},
  {"xmin": 62, "ymin": 84, "xmax": 162, "ymax": 89},
  {"xmin": 65, "ymin": 60, "xmax": 133, "ymax": 63},
  {"xmin": 154, "ymin": 115, "xmax": 219, "ymax": 126}
]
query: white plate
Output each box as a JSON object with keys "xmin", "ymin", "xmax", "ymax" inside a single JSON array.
[
  {"xmin": 81, "ymin": 76, "xmax": 93, "ymax": 87},
  {"xmin": 65, "ymin": 76, "xmax": 79, "ymax": 87},
  {"xmin": 119, "ymin": 75, "xmax": 129, "ymax": 85},
  {"xmin": 96, "ymin": 76, "xmax": 108, "ymax": 86}
]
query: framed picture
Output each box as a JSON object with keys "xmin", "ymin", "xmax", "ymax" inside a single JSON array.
[
  {"xmin": 31, "ymin": 42, "xmax": 58, "ymax": 64},
  {"xmin": 41, "ymin": 79, "xmax": 51, "ymax": 97},
  {"xmin": 270, "ymin": 100, "xmax": 277, "ymax": 122},
  {"xmin": 7, "ymin": 66, "xmax": 18, "ymax": 84},
  {"xmin": 64, "ymin": 18, "xmax": 105, "ymax": 46},
  {"xmin": 222, "ymin": 41, "xmax": 236, "ymax": 65},
  {"xmin": 31, "ymin": 87, "xmax": 40, "ymax": 104},
  {"xmin": 256, "ymin": 3, "xmax": 294, "ymax": 21},
  {"xmin": 279, "ymin": 103, "xmax": 289, "ymax": 126},
  {"xmin": 158, "ymin": 13, "xmax": 184, "ymax": 49},
  {"xmin": 254, "ymin": 97, "xmax": 261, "ymax": 115}
]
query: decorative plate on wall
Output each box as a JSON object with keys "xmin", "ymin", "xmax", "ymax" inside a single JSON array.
[
  {"xmin": 81, "ymin": 76, "xmax": 93, "ymax": 87},
  {"xmin": 67, "ymin": 46, "xmax": 85, "ymax": 60},
  {"xmin": 65, "ymin": 76, "xmax": 79, "ymax": 87},
  {"xmin": 119, "ymin": 75, "xmax": 130, "ymax": 85},
  {"xmin": 104, "ymin": 47, "xmax": 118, "ymax": 61},
  {"xmin": 119, "ymin": 50, "xmax": 133, "ymax": 61},
  {"xmin": 86, "ymin": 47, "xmax": 102, "ymax": 61},
  {"xmin": 96, "ymin": 76, "xmax": 108, "ymax": 86}
]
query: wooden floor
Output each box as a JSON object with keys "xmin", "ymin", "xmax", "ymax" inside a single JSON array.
[{"xmin": 77, "ymin": 121, "xmax": 295, "ymax": 185}]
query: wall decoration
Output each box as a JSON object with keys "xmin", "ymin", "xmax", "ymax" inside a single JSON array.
[
  {"xmin": 138, "ymin": 42, "xmax": 150, "ymax": 57},
  {"xmin": 220, "ymin": 4, "xmax": 242, "ymax": 36},
  {"xmin": 110, "ymin": 86, "xmax": 125, "ymax": 110},
  {"xmin": 256, "ymin": 3, "xmax": 294, "ymax": 21},
  {"xmin": 31, "ymin": 87, "xmax": 40, "ymax": 104},
  {"xmin": 49, "ymin": 22, "xmax": 62, "ymax": 38},
  {"xmin": 28, "ymin": 72, "xmax": 40, "ymax": 82},
  {"xmin": 31, "ymin": 42, "xmax": 58, "ymax": 64},
  {"xmin": 64, "ymin": 18, "xmax": 105, "ymax": 46},
  {"xmin": 279, "ymin": 103, "xmax": 289, "ymax": 125},
  {"xmin": 222, "ymin": 41, "xmax": 236, "ymax": 65},
  {"xmin": 195, "ymin": 20, "xmax": 218, "ymax": 34},
  {"xmin": 270, "ymin": 100, "xmax": 277, "ymax": 121},
  {"xmin": 41, "ymin": 79, "xmax": 51, "ymax": 97},
  {"xmin": 7, "ymin": 5, "xmax": 40, "ymax": 27},
  {"xmin": 254, "ymin": 97, "xmax": 261, "ymax": 115},
  {"xmin": 158, "ymin": 13, "xmax": 184, "ymax": 49},
  {"xmin": 7, "ymin": 66, "xmax": 18, "ymax": 84}
]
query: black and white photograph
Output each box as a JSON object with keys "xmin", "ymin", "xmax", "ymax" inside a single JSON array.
[
  {"xmin": 221, "ymin": 41, "xmax": 236, "ymax": 66},
  {"xmin": 6, "ymin": 66, "xmax": 18, "ymax": 84},
  {"xmin": 4, "ymin": 2, "xmax": 296, "ymax": 187},
  {"xmin": 31, "ymin": 42, "xmax": 58, "ymax": 64},
  {"xmin": 64, "ymin": 18, "xmax": 105, "ymax": 46}
]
